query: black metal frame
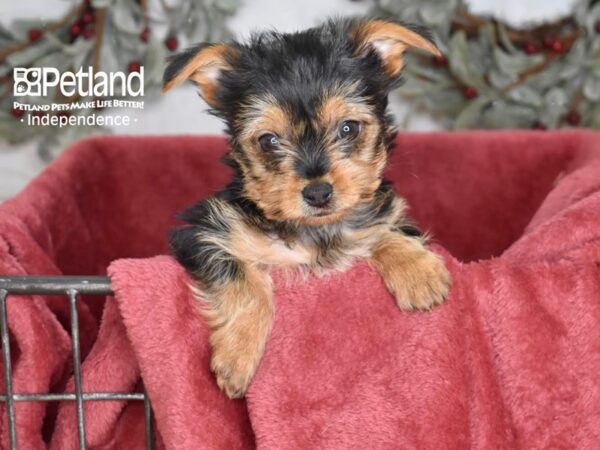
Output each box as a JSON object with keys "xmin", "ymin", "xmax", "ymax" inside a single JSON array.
[{"xmin": 0, "ymin": 276, "xmax": 154, "ymax": 450}]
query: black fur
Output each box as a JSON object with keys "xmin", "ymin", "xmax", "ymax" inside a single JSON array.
[
  {"xmin": 166, "ymin": 17, "xmax": 432, "ymax": 285},
  {"xmin": 163, "ymin": 43, "xmax": 211, "ymax": 87},
  {"xmin": 215, "ymin": 18, "xmax": 402, "ymax": 130},
  {"xmin": 170, "ymin": 200, "xmax": 244, "ymax": 286}
]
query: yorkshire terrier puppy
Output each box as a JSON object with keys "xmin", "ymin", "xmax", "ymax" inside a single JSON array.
[{"xmin": 162, "ymin": 18, "xmax": 451, "ymax": 398}]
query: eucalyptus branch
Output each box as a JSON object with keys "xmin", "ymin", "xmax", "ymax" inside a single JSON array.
[
  {"xmin": 371, "ymin": 0, "xmax": 600, "ymax": 129},
  {"xmin": 1, "ymin": 0, "xmax": 240, "ymax": 156}
]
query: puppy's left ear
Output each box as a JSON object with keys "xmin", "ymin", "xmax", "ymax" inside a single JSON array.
[
  {"xmin": 161, "ymin": 43, "xmax": 238, "ymax": 108},
  {"xmin": 351, "ymin": 19, "xmax": 441, "ymax": 77}
]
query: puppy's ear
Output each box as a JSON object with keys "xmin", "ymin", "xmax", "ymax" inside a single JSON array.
[
  {"xmin": 162, "ymin": 43, "xmax": 238, "ymax": 108},
  {"xmin": 351, "ymin": 20, "xmax": 441, "ymax": 77}
]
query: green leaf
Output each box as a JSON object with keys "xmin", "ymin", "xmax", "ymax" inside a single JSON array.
[
  {"xmin": 544, "ymin": 87, "xmax": 568, "ymax": 107},
  {"xmin": 0, "ymin": 22, "xmax": 15, "ymax": 40},
  {"xmin": 399, "ymin": 78, "xmax": 437, "ymax": 96},
  {"xmin": 6, "ymin": 40, "xmax": 57, "ymax": 67},
  {"xmin": 492, "ymin": 47, "xmax": 544, "ymax": 76},
  {"xmin": 403, "ymin": 59, "xmax": 454, "ymax": 83},
  {"xmin": 488, "ymin": 69, "xmax": 515, "ymax": 89},
  {"xmin": 216, "ymin": 0, "xmax": 241, "ymax": 14},
  {"xmin": 482, "ymin": 101, "xmax": 537, "ymax": 128},
  {"xmin": 92, "ymin": 0, "xmax": 115, "ymax": 8},
  {"xmin": 497, "ymin": 24, "xmax": 518, "ymax": 54},
  {"xmin": 506, "ymin": 85, "xmax": 543, "ymax": 107},
  {"xmin": 589, "ymin": 59, "xmax": 600, "ymax": 77},
  {"xmin": 420, "ymin": 88, "xmax": 466, "ymax": 115},
  {"xmin": 419, "ymin": 4, "xmax": 451, "ymax": 26},
  {"xmin": 583, "ymin": 75, "xmax": 600, "ymax": 102},
  {"xmin": 10, "ymin": 20, "xmax": 52, "ymax": 40},
  {"xmin": 448, "ymin": 31, "xmax": 485, "ymax": 87},
  {"xmin": 540, "ymin": 87, "xmax": 569, "ymax": 127},
  {"xmin": 143, "ymin": 41, "xmax": 167, "ymax": 86},
  {"xmin": 453, "ymin": 96, "xmax": 492, "ymax": 129},
  {"xmin": 110, "ymin": 0, "xmax": 139, "ymax": 35},
  {"xmin": 35, "ymin": 51, "xmax": 70, "ymax": 71}
]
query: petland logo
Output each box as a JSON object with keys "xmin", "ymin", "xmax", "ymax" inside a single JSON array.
[{"xmin": 13, "ymin": 67, "xmax": 144, "ymax": 97}]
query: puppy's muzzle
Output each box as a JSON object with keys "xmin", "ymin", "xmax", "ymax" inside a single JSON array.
[{"xmin": 302, "ymin": 182, "xmax": 333, "ymax": 208}]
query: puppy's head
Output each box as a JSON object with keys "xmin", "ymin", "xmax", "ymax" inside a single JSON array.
[{"xmin": 163, "ymin": 18, "xmax": 439, "ymax": 225}]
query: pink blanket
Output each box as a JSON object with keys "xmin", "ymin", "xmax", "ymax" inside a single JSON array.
[{"xmin": 0, "ymin": 132, "xmax": 599, "ymax": 449}]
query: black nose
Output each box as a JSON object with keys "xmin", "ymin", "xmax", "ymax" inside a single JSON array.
[{"xmin": 302, "ymin": 182, "xmax": 333, "ymax": 207}]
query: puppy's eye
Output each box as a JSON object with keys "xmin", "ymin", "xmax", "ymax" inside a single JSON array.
[
  {"xmin": 338, "ymin": 120, "xmax": 360, "ymax": 140},
  {"xmin": 258, "ymin": 133, "xmax": 280, "ymax": 151}
]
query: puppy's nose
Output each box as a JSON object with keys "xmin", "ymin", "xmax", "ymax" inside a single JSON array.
[{"xmin": 302, "ymin": 182, "xmax": 333, "ymax": 207}]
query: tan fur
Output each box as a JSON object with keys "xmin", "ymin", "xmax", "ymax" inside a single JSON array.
[
  {"xmin": 316, "ymin": 93, "xmax": 373, "ymax": 129},
  {"xmin": 161, "ymin": 44, "xmax": 238, "ymax": 107},
  {"xmin": 369, "ymin": 233, "xmax": 451, "ymax": 310},
  {"xmin": 352, "ymin": 20, "xmax": 441, "ymax": 76},
  {"xmin": 237, "ymin": 97, "xmax": 292, "ymax": 143},
  {"xmin": 194, "ymin": 192, "xmax": 450, "ymax": 399},
  {"xmin": 170, "ymin": 34, "xmax": 449, "ymax": 398},
  {"xmin": 229, "ymin": 222, "xmax": 313, "ymax": 267},
  {"xmin": 199, "ymin": 265, "xmax": 274, "ymax": 398},
  {"xmin": 232, "ymin": 92, "xmax": 388, "ymax": 225}
]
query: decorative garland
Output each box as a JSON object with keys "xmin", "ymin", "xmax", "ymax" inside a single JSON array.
[
  {"xmin": 2, "ymin": 0, "xmax": 598, "ymax": 160},
  {"xmin": 370, "ymin": 0, "xmax": 600, "ymax": 129},
  {"xmin": 0, "ymin": 0, "xmax": 239, "ymax": 159}
]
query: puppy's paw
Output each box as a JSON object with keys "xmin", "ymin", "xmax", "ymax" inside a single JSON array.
[
  {"xmin": 208, "ymin": 302, "xmax": 271, "ymax": 398},
  {"xmin": 385, "ymin": 250, "xmax": 451, "ymax": 311},
  {"xmin": 210, "ymin": 342, "xmax": 258, "ymax": 399}
]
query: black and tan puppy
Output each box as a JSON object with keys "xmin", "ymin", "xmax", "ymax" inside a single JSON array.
[{"xmin": 162, "ymin": 18, "xmax": 451, "ymax": 398}]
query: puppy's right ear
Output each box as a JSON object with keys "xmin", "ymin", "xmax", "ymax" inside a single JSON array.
[{"xmin": 161, "ymin": 43, "xmax": 238, "ymax": 108}]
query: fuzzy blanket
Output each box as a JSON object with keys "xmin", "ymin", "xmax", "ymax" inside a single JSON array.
[{"xmin": 0, "ymin": 132, "xmax": 599, "ymax": 449}]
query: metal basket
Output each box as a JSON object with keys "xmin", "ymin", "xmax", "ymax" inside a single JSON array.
[{"xmin": 0, "ymin": 276, "xmax": 154, "ymax": 450}]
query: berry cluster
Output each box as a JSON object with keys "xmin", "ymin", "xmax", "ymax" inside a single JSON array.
[{"xmin": 426, "ymin": 20, "xmax": 600, "ymax": 129}]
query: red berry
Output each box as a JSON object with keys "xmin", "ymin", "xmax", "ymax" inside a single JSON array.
[
  {"xmin": 11, "ymin": 107, "xmax": 24, "ymax": 119},
  {"xmin": 83, "ymin": 26, "xmax": 94, "ymax": 40},
  {"xmin": 532, "ymin": 121, "xmax": 547, "ymax": 130},
  {"xmin": 595, "ymin": 21, "xmax": 600, "ymax": 34},
  {"xmin": 566, "ymin": 110, "xmax": 581, "ymax": 126},
  {"xmin": 551, "ymin": 40, "xmax": 564, "ymax": 53},
  {"xmin": 70, "ymin": 23, "xmax": 82, "ymax": 38},
  {"xmin": 463, "ymin": 86, "xmax": 478, "ymax": 99},
  {"xmin": 543, "ymin": 36, "xmax": 555, "ymax": 49},
  {"xmin": 523, "ymin": 41, "xmax": 538, "ymax": 55},
  {"xmin": 82, "ymin": 10, "xmax": 94, "ymax": 24},
  {"xmin": 28, "ymin": 28, "xmax": 43, "ymax": 42},
  {"xmin": 165, "ymin": 36, "xmax": 178, "ymax": 51},
  {"xmin": 140, "ymin": 27, "xmax": 150, "ymax": 43},
  {"xmin": 128, "ymin": 61, "xmax": 142, "ymax": 73},
  {"xmin": 433, "ymin": 54, "xmax": 448, "ymax": 67}
]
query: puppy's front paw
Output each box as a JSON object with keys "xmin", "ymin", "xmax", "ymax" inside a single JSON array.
[
  {"xmin": 384, "ymin": 250, "xmax": 451, "ymax": 311},
  {"xmin": 210, "ymin": 337, "xmax": 259, "ymax": 399},
  {"xmin": 207, "ymin": 291, "xmax": 272, "ymax": 398}
]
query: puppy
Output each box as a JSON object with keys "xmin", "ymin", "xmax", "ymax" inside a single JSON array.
[{"xmin": 162, "ymin": 18, "xmax": 451, "ymax": 398}]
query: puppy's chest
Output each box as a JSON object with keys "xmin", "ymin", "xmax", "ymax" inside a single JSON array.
[{"xmin": 258, "ymin": 225, "xmax": 380, "ymax": 270}]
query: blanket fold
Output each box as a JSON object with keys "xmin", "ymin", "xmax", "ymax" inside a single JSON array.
[{"xmin": 0, "ymin": 132, "xmax": 599, "ymax": 449}]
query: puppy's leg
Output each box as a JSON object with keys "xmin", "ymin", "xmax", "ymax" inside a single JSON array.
[
  {"xmin": 204, "ymin": 265, "xmax": 273, "ymax": 398},
  {"xmin": 170, "ymin": 201, "xmax": 274, "ymax": 398},
  {"xmin": 369, "ymin": 232, "xmax": 451, "ymax": 311}
]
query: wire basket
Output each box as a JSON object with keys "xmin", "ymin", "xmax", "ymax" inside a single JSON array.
[{"xmin": 0, "ymin": 276, "xmax": 154, "ymax": 450}]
